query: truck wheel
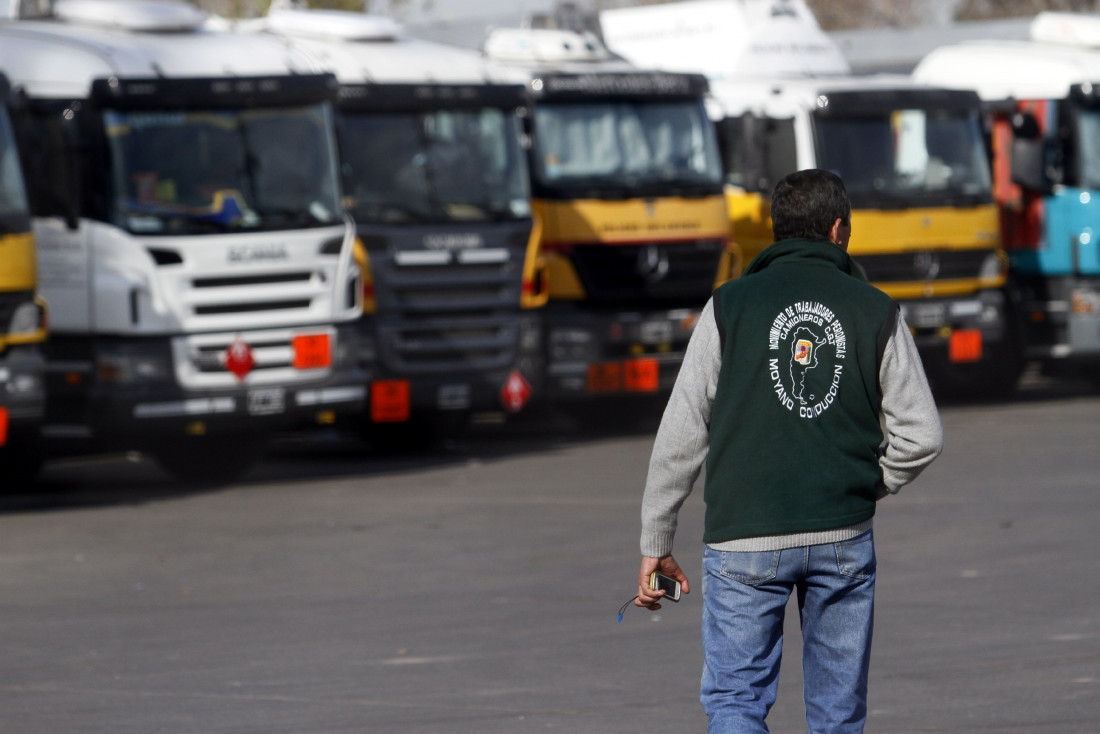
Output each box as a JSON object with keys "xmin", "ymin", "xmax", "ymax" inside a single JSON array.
[
  {"xmin": 0, "ymin": 440, "xmax": 44, "ymax": 489},
  {"xmin": 152, "ymin": 434, "xmax": 268, "ymax": 483}
]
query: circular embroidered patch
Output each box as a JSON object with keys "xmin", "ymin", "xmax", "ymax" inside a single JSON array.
[{"xmin": 766, "ymin": 301, "xmax": 848, "ymax": 419}]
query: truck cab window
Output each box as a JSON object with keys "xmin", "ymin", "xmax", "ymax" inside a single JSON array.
[
  {"xmin": 106, "ymin": 104, "xmax": 342, "ymax": 234},
  {"xmin": 1073, "ymin": 107, "xmax": 1100, "ymax": 190},
  {"xmin": 340, "ymin": 108, "xmax": 529, "ymax": 225},
  {"xmin": 532, "ymin": 99, "xmax": 721, "ymax": 195},
  {"xmin": 816, "ymin": 109, "xmax": 991, "ymax": 206}
]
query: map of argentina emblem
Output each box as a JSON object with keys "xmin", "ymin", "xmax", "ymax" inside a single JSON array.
[{"xmin": 767, "ymin": 301, "xmax": 848, "ymax": 419}]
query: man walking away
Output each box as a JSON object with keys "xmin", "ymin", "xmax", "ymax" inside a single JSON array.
[{"xmin": 633, "ymin": 168, "xmax": 943, "ymax": 733}]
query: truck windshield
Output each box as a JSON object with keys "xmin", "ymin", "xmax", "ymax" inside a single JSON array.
[
  {"xmin": 531, "ymin": 99, "xmax": 722, "ymax": 196},
  {"xmin": 0, "ymin": 110, "xmax": 30, "ymax": 230},
  {"xmin": 106, "ymin": 104, "xmax": 343, "ymax": 234},
  {"xmin": 340, "ymin": 108, "xmax": 531, "ymax": 224},
  {"xmin": 816, "ymin": 108, "xmax": 992, "ymax": 208},
  {"xmin": 1074, "ymin": 107, "xmax": 1100, "ymax": 189}
]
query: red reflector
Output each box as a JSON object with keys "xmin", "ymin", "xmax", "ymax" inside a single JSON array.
[
  {"xmin": 949, "ymin": 329, "xmax": 983, "ymax": 363},
  {"xmin": 0, "ymin": 407, "xmax": 8, "ymax": 446},
  {"xmin": 587, "ymin": 362, "xmax": 622, "ymax": 393},
  {"xmin": 292, "ymin": 333, "xmax": 332, "ymax": 370},
  {"xmin": 623, "ymin": 358, "xmax": 660, "ymax": 392},
  {"xmin": 370, "ymin": 380, "xmax": 410, "ymax": 423}
]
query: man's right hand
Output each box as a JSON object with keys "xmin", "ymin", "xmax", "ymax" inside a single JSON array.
[{"xmin": 636, "ymin": 554, "xmax": 690, "ymax": 610}]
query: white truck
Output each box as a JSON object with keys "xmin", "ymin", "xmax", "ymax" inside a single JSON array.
[
  {"xmin": 0, "ymin": 0, "xmax": 368, "ymax": 480},
  {"xmin": 601, "ymin": 0, "xmax": 1020, "ymax": 398},
  {"xmin": 248, "ymin": 6, "xmax": 546, "ymax": 443}
]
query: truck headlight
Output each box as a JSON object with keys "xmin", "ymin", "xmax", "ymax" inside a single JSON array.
[
  {"xmin": 97, "ymin": 344, "xmax": 172, "ymax": 384},
  {"xmin": 8, "ymin": 300, "xmax": 46, "ymax": 337},
  {"xmin": 5, "ymin": 372, "xmax": 43, "ymax": 397},
  {"xmin": 978, "ymin": 251, "xmax": 1007, "ymax": 281}
]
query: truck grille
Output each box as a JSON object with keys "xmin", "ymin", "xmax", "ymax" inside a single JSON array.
[
  {"xmin": 188, "ymin": 271, "xmax": 319, "ymax": 316},
  {"xmin": 568, "ymin": 239, "xmax": 724, "ymax": 306},
  {"xmin": 368, "ymin": 223, "xmax": 531, "ymax": 376},
  {"xmin": 856, "ymin": 248, "xmax": 996, "ymax": 284},
  {"xmin": 176, "ymin": 327, "xmax": 335, "ymax": 389}
]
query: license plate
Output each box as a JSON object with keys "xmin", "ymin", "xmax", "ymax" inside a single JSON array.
[
  {"xmin": 438, "ymin": 384, "xmax": 471, "ymax": 411},
  {"xmin": 1072, "ymin": 287, "xmax": 1100, "ymax": 314},
  {"xmin": 911, "ymin": 303, "xmax": 947, "ymax": 329},
  {"xmin": 248, "ymin": 386, "xmax": 286, "ymax": 416},
  {"xmin": 638, "ymin": 319, "xmax": 674, "ymax": 345}
]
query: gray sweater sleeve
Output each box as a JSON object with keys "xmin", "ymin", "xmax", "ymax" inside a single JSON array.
[
  {"xmin": 877, "ymin": 312, "xmax": 944, "ymax": 495},
  {"xmin": 639, "ymin": 298, "xmax": 721, "ymax": 557}
]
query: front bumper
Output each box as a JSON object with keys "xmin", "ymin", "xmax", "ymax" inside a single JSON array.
[
  {"xmin": 901, "ymin": 289, "xmax": 1008, "ymax": 363},
  {"xmin": 362, "ymin": 315, "xmax": 542, "ymax": 422},
  {"xmin": 0, "ymin": 345, "xmax": 46, "ymax": 448},
  {"xmin": 43, "ymin": 324, "xmax": 367, "ymax": 454},
  {"xmin": 538, "ymin": 305, "xmax": 702, "ymax": 401},
  {"xmin": 1015, "ymin": 277, "xmax": 1100, "ymax": 360}
]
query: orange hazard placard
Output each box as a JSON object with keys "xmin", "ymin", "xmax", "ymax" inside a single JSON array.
[
  {"xmin": 292, "ymin": 333, "xmax": 332, "ymax": 370},
  {"xmin": 371, "ymin": 380, "xmax": 410, "ymax": 423},
  {"xmin": 623, "ymin": 358, "xmax": 659, "ymax": 392},
  {"xmin": 948, "ymin": 329, "xmax": 983, "ymax": 363},
  {"xmin": 587, "ymin": 362, "xmax": 622, "ymax": 393}
]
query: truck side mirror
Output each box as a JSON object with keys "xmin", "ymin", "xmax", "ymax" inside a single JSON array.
[
  {"xmin": 742, "ymin": 114, "xmax": 771, "ymax": 192},
  {"xmin": 1011, "ymin": 111, "xmax": 1041, "ymax": 140},
  {"xmin": 1008, "ymin": 112, "xmax": 1052, "ymax": 193},
  {"xmin": 1010, "ymin": 137, "xmax": 1052, "ymax": 195}
]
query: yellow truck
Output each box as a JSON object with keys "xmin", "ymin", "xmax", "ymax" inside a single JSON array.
[
  {"xmin": 0, "ymin": 72, "xmax": 47, "ymax": 481},
  {"xmin": 486, "ymin": 28, "xmax": 735, "ymax": 404},
  {"xmin": 602, "ymin": 0, "xmax": 1019, "ymax": 397}
]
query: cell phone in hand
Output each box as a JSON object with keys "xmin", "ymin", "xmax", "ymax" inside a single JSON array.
[{"xmin": 649, "ymin": 571, "xmax": 682, "ymax": 602}]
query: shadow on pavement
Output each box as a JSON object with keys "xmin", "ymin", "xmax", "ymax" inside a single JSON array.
[{"xmin": 3, "ymin": 369, "xmax": 1094, "ymax": 514}]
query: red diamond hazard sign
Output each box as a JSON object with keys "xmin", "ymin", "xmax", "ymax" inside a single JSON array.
[
  {"xmin": 500, "ymin": 370, "xmax": 531, "ymax": 413},
  {"xmin": 224, "ymin": 336, "xmax": 255, "ymax": 382}
]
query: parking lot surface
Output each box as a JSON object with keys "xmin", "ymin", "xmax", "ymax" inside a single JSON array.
[{"xmin": 1, "ymin": 379, "xmax": 1098, "ymax": 733}]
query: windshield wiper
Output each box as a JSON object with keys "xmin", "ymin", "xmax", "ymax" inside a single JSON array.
[
  {"xmin": 121, "ymin": 203, "xmax": 238, "ymax": 232},
  {"xmin": 351, "ymin": 201, "xmax": 440, "ymax": 225},
  {"xmin": 252, "ymin": 205, "xmax": 334, "ymax": 228}
]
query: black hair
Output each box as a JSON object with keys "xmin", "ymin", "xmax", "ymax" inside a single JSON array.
[{"xmin": 770, "ymin": 169, "xmax": 851, "ymax": 242}]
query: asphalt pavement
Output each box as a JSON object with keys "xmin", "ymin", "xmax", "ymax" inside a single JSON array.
[{"xmin": 1, "ymin": 376, "xmax": 1098, "ymax": 733}]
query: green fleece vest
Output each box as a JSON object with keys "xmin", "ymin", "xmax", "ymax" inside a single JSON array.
[{"xmin": 704, "ymin": 238, "xmax": 898, "ymax": 543}]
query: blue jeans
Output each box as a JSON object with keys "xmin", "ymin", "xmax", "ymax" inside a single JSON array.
[{"xmin": 700, "ymin": 530, "xmax": 876, "ymax": 734}]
